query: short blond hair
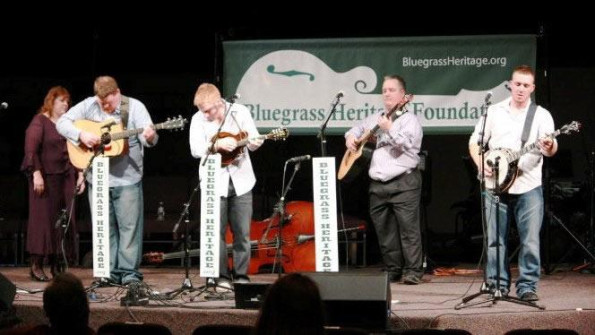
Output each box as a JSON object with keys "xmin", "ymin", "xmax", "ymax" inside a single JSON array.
[
  {"xmin": 193, "ymin": 83, "xmax": 221, "ymax": 107},
  {"xmin": 94, "ymin": 76, "xmax": 119, "ymax": 99},
  {"xmin": 512, "ymin": 65, "xmax": 535, "ymax": 79}
]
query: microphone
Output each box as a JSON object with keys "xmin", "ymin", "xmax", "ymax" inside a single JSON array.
[
  {"xmin": 226, "ymin": 93, "xmax": 241, "ymax": 103},
  {"xmin": 486, "ymin": 156, "xmax": 501, "ymax": 168},
  {"xmin": 336, "ymin": 91, "xmax": 344, "ymax": 99},
  {"xmin": 0, "ymin": 102, "xmax": 8, "ymax": 110},
  {"xmin": 286, "ymin": 155, "xmax": 311, "ymax": 163},
  {"xmin": 484, "ymin": 91, "xmax": 493, "ymax": 105}
]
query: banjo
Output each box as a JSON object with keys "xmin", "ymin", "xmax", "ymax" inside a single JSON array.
[{"xmin": 483, "ymin": 121, "xmax": 581, "ymax": 193}]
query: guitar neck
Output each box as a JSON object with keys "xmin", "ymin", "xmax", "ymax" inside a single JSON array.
[
  {"xmin": 358, "ymin": 101, "xmax": 409, "ymax": 145},
  {"xmin": 160, "ymin": 240, "xmax": 260, "ymax": 260},
  {"xmin": 296, "ymin": 226, "xmax": 363, "ymax": 244},
  {"xmin": 237, "ymin": 134, "xmax": 268, "ymax": 147},
  {"xmin": 161, "ymin": 249, "xmax": 201, "ymax": 260},
  {"xmin": 510, "ymin": 129, "xmax": 561, "ymax": 162},
  {"xmin": 111, "ymin": 128, "xmax": 143, "ymax": 141},
  {"xmin": 110, "ymin": 123, "xmax": 168, "ymax": 141}
]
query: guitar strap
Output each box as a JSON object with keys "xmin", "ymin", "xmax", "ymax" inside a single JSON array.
[
  {"xmin": 520, "ymin": 102, "xmax": 537, "ymax": 148},
  {"xmin": 120, "ymin": 95, "xmax": 129, "ymax": 130}
]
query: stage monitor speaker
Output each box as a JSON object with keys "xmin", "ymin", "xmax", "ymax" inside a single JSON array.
[
  {"xmin": 234, "ymin": 282, "xmax": 271, "ymax": 309},
  {"xmin": 0, "ymin": 272, "xmax": 16, "ymax": 310},
  {"xmin": 305, "ymin": 272, "xmax": 391, "ymax": 331}
]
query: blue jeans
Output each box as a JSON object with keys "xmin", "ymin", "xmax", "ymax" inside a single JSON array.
[
  {"xmin": 219, "ymin": 182, "xmax": 252, "ymax": 279},
  {"xmin": 89, "ymin": 182, "xmax": 144, "ymax": 284},
  {"xmin": 485, "ymin": 186, "xmax": 543, "ymax": 296}
]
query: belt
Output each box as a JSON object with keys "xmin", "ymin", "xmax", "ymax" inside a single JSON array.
[{"xmin": 374, "ymin": 168, "xmax": 415, "ymax": 184}]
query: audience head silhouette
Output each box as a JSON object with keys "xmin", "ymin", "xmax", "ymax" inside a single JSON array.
[
  {"xmin": 254, "ymin": 273, "xmax": 325, "ymax": 335},
  {"xmin": 43, "ymin": 272, "xmax": 90, "ymax": 334}
]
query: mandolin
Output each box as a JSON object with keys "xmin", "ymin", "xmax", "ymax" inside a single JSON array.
[{"xmin": 213, "ymin": 127, "xmax": 288, "ymax": 166}]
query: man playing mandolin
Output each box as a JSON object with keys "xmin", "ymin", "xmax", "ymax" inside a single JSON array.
[
  {"xmin": 189, "ymin": 83, "xmax": 263, "ymax": 289},
  {"xmin": 344, "ymin": 75, "xmax": 424, "ymax": 285},
  {"xmin": 468, "ymin": 65, "xmax": 558, "ymax": 302}
]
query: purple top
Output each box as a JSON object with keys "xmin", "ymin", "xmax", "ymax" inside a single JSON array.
[{"xmin": 21, "ymin": 113, "xmax": 72, "ymax": 175}]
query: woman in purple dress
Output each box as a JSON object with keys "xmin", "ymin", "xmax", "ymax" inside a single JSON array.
[{"xmin": 21, "ymin": 86, "xmax": 85, "ymax": 281}]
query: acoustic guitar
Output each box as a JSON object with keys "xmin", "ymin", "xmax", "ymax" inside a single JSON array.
[
  {"xmin": 213, "ymin": 127, "xmax": 289, "ymax": 166},
  {"xmin": 483, "ymin": 121, "xmax": 581, "ymax": 194},
  {"xmin": 337, "ymin": 94, "xmax": 413, "ymax": 182},
  {"xmin": 67, "ymin": 116, "xmax": 187, "ymax": 169}
]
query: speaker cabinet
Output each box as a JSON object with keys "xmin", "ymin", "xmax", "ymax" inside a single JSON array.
[
  {"xmin": 234, "ymin": 282, "xmax": 271, "ymax": 309},
  {"xmin": 305, "ymin": 272, "xmax": 391, "ymax": 331},
  {"xmin": 0, "ymin": 272, "xmax": 16, "ymax": 310}
]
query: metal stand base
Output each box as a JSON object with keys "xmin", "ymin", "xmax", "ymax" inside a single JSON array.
[{"xmin": 455, "ymin": 286, "xmax": 545, "ymax": 310}]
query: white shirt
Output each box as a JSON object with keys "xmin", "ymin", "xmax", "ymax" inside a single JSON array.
[
  {"xmin": 189, "ymin": 102, "xmax": 262, "ymax": 197},
  {"xmin": 469, "ymin": 97, "xmax": 556, "ymax": 194}
]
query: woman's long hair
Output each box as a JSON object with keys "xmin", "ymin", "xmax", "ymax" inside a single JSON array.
[
  {"xmin": 254, "ymin": 273, "xmax": 325, "ymax": 335},
  {"xmin": 38, "ymin": 86, "xmax": 70, "ymax": 117}
]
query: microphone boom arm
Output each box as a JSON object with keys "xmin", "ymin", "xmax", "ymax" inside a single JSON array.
[{"xmin": 318, "ymin": 92, "xmax": 344, "ymax": 156}]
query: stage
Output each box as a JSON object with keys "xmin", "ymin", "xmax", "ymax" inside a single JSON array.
[{"xmin": 2, "ymin": 266, "xmax": 595, "ymax": 335}]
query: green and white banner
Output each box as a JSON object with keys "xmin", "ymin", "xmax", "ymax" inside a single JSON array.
[{"xmin": 223, "ymin": 35, "xmax": 536, "ymax": 135}]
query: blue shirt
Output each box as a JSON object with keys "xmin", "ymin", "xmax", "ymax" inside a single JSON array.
[{"xmin": 56, "ymin": 96, "xmax": 158, "ymax": 187}]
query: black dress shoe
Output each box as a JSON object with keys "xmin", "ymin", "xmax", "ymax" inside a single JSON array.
[
  {"xmin": 50, "ymin": 262, "xmax": 62, "ymax": 278},
  {"xmin": 403, "ymin": 275, "xmax": 422, "ymax": 285},
  {"xmin": 30, "ymin": 269, "xmax": 50, "ymax": 282},
  {"xmin": 388, "ymin": 272, "xmax": 402, "ymax": 282}
]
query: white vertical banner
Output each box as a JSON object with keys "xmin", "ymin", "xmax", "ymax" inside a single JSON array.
[
  {"xmin": 92, "ymin": 156, "xmax": 110, "ymax": 278},
  {"xmin": 312, "ymin": 157, "xmax": 339, "ymax": 272},
  {"xmin": 199, "ymin": 154, "xmax": 221, "ymax": 278}
]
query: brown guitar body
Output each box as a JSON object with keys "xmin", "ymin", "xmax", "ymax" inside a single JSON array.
[
  {"xmin": 337, "ymin": 133, "xmax": 375, "ymax": 183},
  {"xmin": 67, "ymin": 119, "xmax": 128, "ymax": 169}
]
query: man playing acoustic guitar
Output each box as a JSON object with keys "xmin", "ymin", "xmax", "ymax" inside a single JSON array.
[
  {"xmin": 57, "ymin": 76, "xmax": 158, "ymax": 288},
  {"xmin": 468, "ymin": 65, "xmax": 558, "ymax": 302},
  {"xmin": 189, "ymin": 83, "xmax": 263, "ymax": 289},
  {"xmin": 344, "ymin": 75, "xmax": 424, "ymax": 285}
]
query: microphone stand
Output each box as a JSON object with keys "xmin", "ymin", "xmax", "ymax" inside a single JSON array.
[
  {"xmin": 318, "ymin": 93, "xmax": 351, "ymax": 267},
  {"xmin": 588, "ymin": 150, "xmax": 595, "ymax": 272},
  {"xmin": 271, "ymin": 160, "xmax": 302, "ymax": 278},
  {"xmin": 318, "ymin": 94, "xmax": 342, "ymax": 157},
  {"xmin": 165, "ymin": 181, "xmax": 200, "ymax": 299},
  {"xmin": 202, "ymin": 99, "xmax": 235, "ymax": 167},
  {"xmin": 456, "ymin": 98, "xmax": 492, "ymax": 305}
]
